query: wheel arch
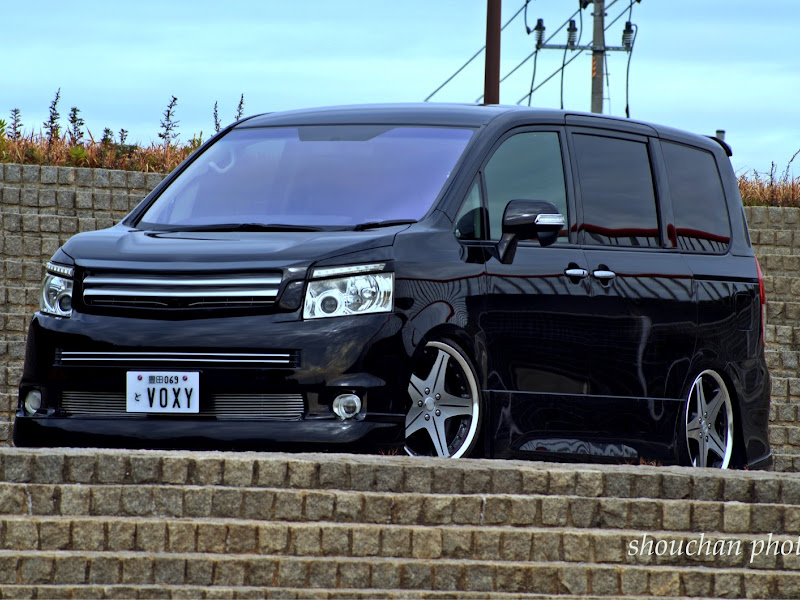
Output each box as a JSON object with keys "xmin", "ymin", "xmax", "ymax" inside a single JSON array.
[
  {"xmin": 409, "ymin": 322, "xmax": 489, "ymax": 392},
  {"xmin": 681, "ymin": 351, "xmax": 747, "ymax": 468}
]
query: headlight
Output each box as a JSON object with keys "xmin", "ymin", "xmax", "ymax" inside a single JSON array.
[
  {"xmin": 304, "ymin": 265, "xmax": 393, "ymax": 319},
  {"xmin": 40, "ymin": 262, "xmax": 74, "ymax": 318}
]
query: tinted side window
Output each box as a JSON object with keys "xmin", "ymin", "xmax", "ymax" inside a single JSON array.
[
  {"xmin": 573, "ymin": 134, "xmax": 659, "ymax": 248},
  {"xmin": 662, "ymin": 141, "xmax": 731, "ymax": 253},
  {"xmin": 484, "ymin": 132, "xmax": 568, "ymax": 241}
]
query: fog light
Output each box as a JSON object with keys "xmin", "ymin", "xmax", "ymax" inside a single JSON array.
[
  {"xmin": 24, "ymin": 390, "xmax": 42, "ymax": 415},
  {"xmin": 332, "ymin": 394, "xmax": 362, "ymax": 420}
]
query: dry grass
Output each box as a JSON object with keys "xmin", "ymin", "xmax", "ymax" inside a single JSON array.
[
  {"xmin": 738, "ymin": 170, "xmax": 800, "ymax": 208},
  {"xmin": 0, "ymin": 131, "xmax": 197, "ymax": 173}
]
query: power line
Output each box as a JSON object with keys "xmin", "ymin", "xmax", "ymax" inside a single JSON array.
[
  {"xmin": 526, "ymin": 49, "xmax": 539, "ymax": 107},
  {"xmin": 604, "ymin": 51, "xmax": 611, "ymax": 114},
  {"xmin": 516, "ymin": 49, "xmax": 584, "ymax": 104},
  {"xmin": 515, "ymin": 0, "xmax": 638, "ymax": 109},
  {"xmin": 477, "ymin": 0, "xmax": 629, "ymax": 104},
  {"xmin": 424, "ymin": 1, "xmax": 530, "ymax": 102},
  {"xmin": 425, "ymin": 0, "xmax": 639, "ymax": 108},
  {"xmin": 606, "ymin": 1, "xmax": 636, "ymax": 30},
  {"xmin": 476, "ymin": 5, "xmax": 585, "ymax": 103},
  {"xmin": 558, "ymin": 8, "xmax": 585, "ymax": 109}
]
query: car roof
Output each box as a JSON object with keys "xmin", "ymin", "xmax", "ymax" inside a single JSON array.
[
  {"xmin": 239, "ymin": 103, "xmax": 511, "ymax": 128},
  {"xmin": 237, "ymin": 103, "xmax": 722, "ymax": 154}
]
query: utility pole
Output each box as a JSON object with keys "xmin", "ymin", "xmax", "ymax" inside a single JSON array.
[
  {"xmin": 483, "ymin": 0, "xmax": 501, "ymax": 105},
  {"xmin": 529, "ymin": 1, "xmax": 635, "ymax": 114},
  {"xmin": 590, "ymin": 0, "xmax": 605, "ymax": 114}
]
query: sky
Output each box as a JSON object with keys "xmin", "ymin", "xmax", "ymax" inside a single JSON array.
[{"xmin": 3, "ymin": 0, "xmax": 798, "ymax": 176}]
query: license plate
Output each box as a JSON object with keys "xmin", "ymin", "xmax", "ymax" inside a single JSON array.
[{"xmin": 126, "ymin": 372, "xmax": 200, "ymax": 413}]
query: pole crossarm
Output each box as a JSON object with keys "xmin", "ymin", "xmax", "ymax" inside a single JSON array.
[{"xmin": 537, "ymin": 44, "xmax": 629, "ymax": 52}]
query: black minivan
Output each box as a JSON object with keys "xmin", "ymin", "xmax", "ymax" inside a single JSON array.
[{"xmin": 14, "ymin": 104, "xmax": 772, "ymax": 469}]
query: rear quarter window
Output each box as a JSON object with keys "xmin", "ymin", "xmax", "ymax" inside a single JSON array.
[{"xmin": 661, "ymin": 141, "xmax": 731, "ymax": 253}]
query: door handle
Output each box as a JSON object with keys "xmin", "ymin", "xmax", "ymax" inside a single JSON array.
[
  {"xmin": 564, "ymin": 268, "xmax": 588, "ymax": 279},
  {"xmin": 592, "ymin": 269, "xmax": 616, "ymax": 281}
]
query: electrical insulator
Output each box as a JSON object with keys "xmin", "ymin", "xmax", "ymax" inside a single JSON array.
[
  {"xmin": 622, "ymin": 21, "xmax": 634, "ymax": 50},
  {"xmin": 567, "ymin": 19, "xmax": 578, "ymax": 48},
  {"xmin": 534, "ymin": 19, "xmax": 545, "ymax": 48}
]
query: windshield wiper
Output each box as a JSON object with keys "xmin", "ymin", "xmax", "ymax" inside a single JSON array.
[
  {"xmin": 152, "ymin": 223, "xmax": 324, "ymax": 233},
  {"xmin": 352, "ymin": 219, "xmax": 417, "ymax": 231}
]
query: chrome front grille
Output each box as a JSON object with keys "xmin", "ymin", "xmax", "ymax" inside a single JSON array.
[
  {"xmin": 56, "ymin": 350, "xmax": 300, "ymax": 368},
  {"xmin": 60, "ymin": 392, "xmax": 126, "ymax": 415},
  {"xmin": 213, "ymin": 394, "xmax": 305, "ymax": 419},
  {"xmin": 81, "ymin": 271, "xmax": 282, "ymax": 309},
  {"xmin": 61, "ymin": 391, "xmax": 305, "ymax": 419}
]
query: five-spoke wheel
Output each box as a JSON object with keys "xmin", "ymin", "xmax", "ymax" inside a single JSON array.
[
  {"xmin": 683, "ymin": 370, "xmax": 734, "ymax": 468},
  {"xmin": 404, "ymin": 340, "xmax": 481, "ymax": 458}
]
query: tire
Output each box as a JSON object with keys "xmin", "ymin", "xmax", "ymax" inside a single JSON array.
[
  {"xmin": 678, "ymin": 369, "xmax": 735, "ymax": 468},
  {"xmin": 404, "ymin": 340, "xmax": 482, "ymax": 458}
]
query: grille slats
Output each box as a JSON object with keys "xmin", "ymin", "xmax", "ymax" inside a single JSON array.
[
  {"xmin": 83, "ymin": 276, "xmax": 281, "ymax": 287},
  {"xmin": 82, "ymin": 272, "xmax": 282, "ymax": 310},
  {"xmin": 61, "ymin": 391, "xmax": 304, "ymax": 419},
  {"xmin": 56, "ymin": 350, "xmax": 300, "ymax": 368}
]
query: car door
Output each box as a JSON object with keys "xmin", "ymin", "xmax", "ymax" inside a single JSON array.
[
  {"xmin": 568, "ymin": 128, "xmax": 697, "ymax": 457},
  {"xmin": 466, "ymin": 128, "xmax": 594, "ymax": 457}
]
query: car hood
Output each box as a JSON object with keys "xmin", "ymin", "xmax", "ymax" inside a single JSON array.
[{"xmin": 59, "ymin": 224, "xmax": 402, "ymax": 272}]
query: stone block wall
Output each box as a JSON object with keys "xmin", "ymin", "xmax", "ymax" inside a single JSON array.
[
  {"xmin": 0, "ymin": 164, "xmax": 166, "ymax": 443},
  {"xmin": 1, "ymin": 163, "xmax": 799, "ymax": 468}
]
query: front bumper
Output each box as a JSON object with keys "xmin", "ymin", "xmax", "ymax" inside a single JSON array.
[
  {"xmin": 13, "ymin": 415, "xmax": 401, "ymax": 451},
  {"xmin": 14, "ymin": 310, "xmax": 409, "ymax": 451}
]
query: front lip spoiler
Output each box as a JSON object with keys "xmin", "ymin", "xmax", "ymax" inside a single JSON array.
[{"xmin": 13, "ymin": 415, "xmax": 403, "ymax": 452}]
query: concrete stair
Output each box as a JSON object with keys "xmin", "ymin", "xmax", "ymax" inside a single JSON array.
[{"xmin": 0, "ymin": 449, "xmax": 799, "ymax": 597}]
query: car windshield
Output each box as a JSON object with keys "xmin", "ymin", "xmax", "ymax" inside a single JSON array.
[{"xmin": 137, "ymin": 124, "xmax": 474, "ymax": 230}]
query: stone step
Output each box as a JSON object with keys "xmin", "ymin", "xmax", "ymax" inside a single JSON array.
[
  {"xmin": 1, "ymin": 449, "xmax": 799, "ymax": 597},
  {"xmin": 3, "ymin": 516, "xmax": 800, "ymax": 570},
  {"xmin": 0, "ymin": 585, "xmax": 612, "ymax": 600},
  {"xmin": 0, "ymin": 551, "xmax": 798, "ymax": 597},
  {"xmin": 1, "ymin": 449, "xmax": 797, "ymax": 503},
  {"xmin": 0, "ymin": 483, "xmax": 798, "ymax": 534}
]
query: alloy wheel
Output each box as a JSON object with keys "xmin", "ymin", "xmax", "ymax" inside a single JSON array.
[
  {"xmin": 404, "ymin": 341, "xmax": 480, "ymax": 458},
  {"xmin": 684, "ymin": 370, "xmax": 734, "ymax": 468}
]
